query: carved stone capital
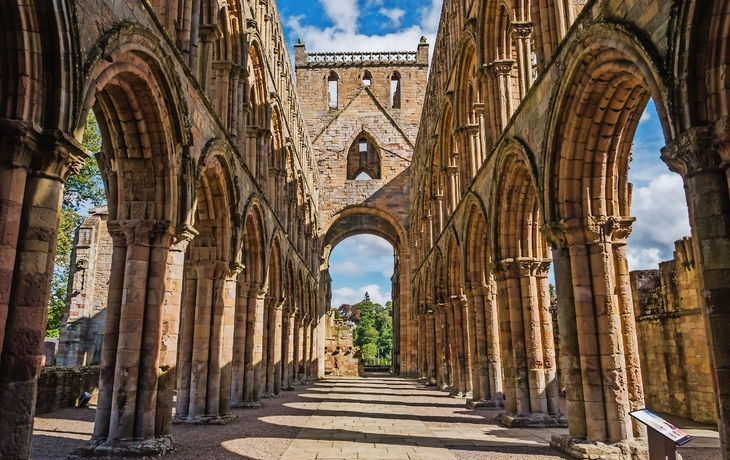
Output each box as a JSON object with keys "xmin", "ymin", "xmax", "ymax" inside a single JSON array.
[
  {"xmin": 510, "ymin": 21, "xmax": 533, "ymax": 39},
  {"xmin": 107, "ymin": 219, "xmax": 156, "ymax": 247},
  {"xmin": 497, "ymin": 257, "xmax": 544, "ymax": 279},
  {"xmin": 491, "ymin": 60, "xmax": 515, "ymax": 76},
  {"xmin": 661, "ymin": 126, "xmax": 722, "ymax": 177},
  {"xmin": 543, "ymin": 216, "xmax": 635, "ymax": 247}
]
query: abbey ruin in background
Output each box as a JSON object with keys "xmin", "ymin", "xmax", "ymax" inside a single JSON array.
[{"xmin": 1, "ymin": 0, "xmax": 730, "ymax": 459}]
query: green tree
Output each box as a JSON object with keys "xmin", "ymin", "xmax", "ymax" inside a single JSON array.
[
  {"xmin": 351, "ymin": 294, "xmax": 393, "ymax": 365},
  {"xmin": 47, "ymin": 110, "xmax": 106, "ymax": 337}
]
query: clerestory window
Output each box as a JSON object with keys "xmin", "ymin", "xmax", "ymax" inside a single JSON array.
[
  {"xmin": 390, "ymin": 72, "xmax": 401, "ymax": 108},
  {"xmin": 328, "ymin": 71, "xmax": 339, "ymax": 109}
]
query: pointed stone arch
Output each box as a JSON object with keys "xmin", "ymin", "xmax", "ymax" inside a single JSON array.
[{"xmin": 346, "ymin": 130, "xmax": 382, "ymax": 180}]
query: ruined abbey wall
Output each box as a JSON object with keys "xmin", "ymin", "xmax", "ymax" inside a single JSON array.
[
  {"xmin": 2, "ymin": 0, "xmax": 730, "ymax": 458},
  {"xmin": 295, "ymin": 44, "xmax": 429, "ymax": 375},
  {"xmin": 409, "ymin": 0, "xmax": 730, "ymax": 457},
  {"xmin": 56, "ymin": 208, "xmax": 112, "ymax": 367},
  {"xmin": 632, "ymin": 238, "xmax": 717, "ymax": 423}
]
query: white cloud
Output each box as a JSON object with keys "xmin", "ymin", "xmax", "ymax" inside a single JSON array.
[
  {"xmin": 319, "ymin": 0, "xmax": 360, "ymax": 33},
  {"xmin": 332, "ymin": 284, "xmax": 391, "ymax": 307},
  {"xmin": 379, "ymin": 7, "xmax": 405, "ymax": 27},
  {"xmin": 331, "ymin": 260, "xmax": 365, "ymax": 278},
  {"xmin": 627, "ymin": 174, "xmax": 691, "ymax": 269},
  {"xmin": 286, "ymin": 0, "xmax": 440, "ymax": 59},
  {"xmin": 640, "ymin": 110, "xmax": 651, "ymax": 122}
]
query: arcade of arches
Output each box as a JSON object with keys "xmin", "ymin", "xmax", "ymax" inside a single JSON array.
[{"xmin": 1, "ymin": 0, "xmax": 730, "ymax": 459}]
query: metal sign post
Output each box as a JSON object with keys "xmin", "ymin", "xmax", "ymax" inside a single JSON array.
[{"xmin": 629, "ymin": 409, "xmax": 692, "ymax": 460}]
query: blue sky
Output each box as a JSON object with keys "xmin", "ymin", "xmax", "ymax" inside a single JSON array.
[
  {"xmin": 275, "ymin": 1, "xmax": 692, "ymax": 305},
  {"xmin": 277, "ymin": 0, "xmax": 441, "ymax": 56}
]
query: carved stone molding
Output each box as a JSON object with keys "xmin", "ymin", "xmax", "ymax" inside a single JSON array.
[{"xmin": 661, "ymin": 125, "xmax": 722, "ymax": 177}]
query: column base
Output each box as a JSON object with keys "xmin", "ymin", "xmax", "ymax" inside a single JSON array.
[
  {"xmin": 172, "ymin": 414, "xmax": 238, "ymax": 425},
  {"xmin": 450, "ymin": 390, "xmax": 470, "ymax": 398},
  {"xmin": 467, "ymin": 398, "xmax": 505, "ymax": 409},
  {"xmin": 550, "ymin": 435, "xmax": 651, "ymax": 460},
  {"xmin": 500, "ymin": 412, "xmax": 568, "ymax": 428},
  {"xmin": 282, "ymin": 386, "xmax": 295, "ymax": 391},
  {"xmin": 261, "ymin": 392, "xmax": 281, "ymax": 398},
  {"xmin": 425, "ymin": 379, "xmax": 437, "ymax": 387},
  {"xmin": 230, "ymin": 401, "xmax": 263, "ymax": 409},
  {"xmin": 71, "ymin": 436, "xmax": 175, "ymax": 458}
]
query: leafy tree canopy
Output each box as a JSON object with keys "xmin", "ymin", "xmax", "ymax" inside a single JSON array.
[{"xmin": 342, "ymin": 293, "xmax": 393, "ymax": 364}]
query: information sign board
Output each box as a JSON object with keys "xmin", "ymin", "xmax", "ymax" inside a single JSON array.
[{"xmin": 629, "ymin": 409, "xmax": 692, "ymax": 446}]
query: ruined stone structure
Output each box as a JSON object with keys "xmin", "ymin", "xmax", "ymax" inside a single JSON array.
[
  {"xmin": 408, "ymin": 0, "xmax": 730, "ymax": 458},
  {"xmin": 295, "ymin": 43, "xmax": 428, "ymax": 376},
  {"xmin": 0, "ymin": 0, "xmax": 323, "ymax": 456},
  {"xmin": 632, "ymin": 238, "xmax": 716, "ymax": 424},
  {"xmin": 323, "ymin": 312, "xmax": 362, "ymax": 377},
  {"xmin": 2, "ymin": 0, "xmax": 730, "ymax": 458},
  {"xmin": 57, "ymin": 207, "xmax": 112, "ymax": 367}
]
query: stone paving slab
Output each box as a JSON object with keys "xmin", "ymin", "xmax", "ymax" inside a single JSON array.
[{"xmin": 281, "ymin": 377, "xmax": 457, "ymax": 460}]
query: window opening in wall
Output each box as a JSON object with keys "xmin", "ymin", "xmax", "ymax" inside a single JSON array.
[
  {"xmin": 390, "ymin": 72, "xmax": 401, "ymax": 109},
  {"xmin": 347, "ymin": 136, "xmax": 381, "ymax": 180},
  {"xmin": 363, "ymin": 71, "xmax": 372, "ymax": 86},
  {"xmin": 328, "ymin": 72, "xmax": 339, "ymax": 109}
]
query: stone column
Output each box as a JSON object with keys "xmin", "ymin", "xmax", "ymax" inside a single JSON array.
[
  {"xmin": 307, "ymin": 318, "xmax": 316, "ymax": 380},
  {"xmin": 662, "ymin": 128, "xmax": 730, "ymax": 458},
  {"xmin": 493, "ymin": 60, "xmax": 515, "ymax": 129},
  {"xmin": 434, "ymin": 304, "xmax": 448, "ymax": 390},
  {"xmin": 281, "ymin": 307, "xmax": 296, "ymax": 389},
  {"xmin": 496, "ymin": 258, "xmax": 564, "ymax": 427},
  {"xmin": 444, "ymin": 301, "xmax": 460, "ymax": 394},
  {"xmin": 611, "ymin": 233, "xmax": 646, "ymax": 438},
  {"xmin": 246, "ymin": 283, "xmax": 266, "ymax": 406},
  {"xmin": 510, "ymin": 22, "xmax": 533, "ymax": 99},
  {"xmin": 467, "ymin": 283, "xmax": 503, "ymax": 408},
  {"xmin": 155, "ymin": 226, "xmax": 196, "ymax": 434},
  {"xmin": 297, "ymin": 314, "xmax": 307, "ymax": 381},
  {"xmin": 0, "ymin": 128, "xmax": 84, "ymax": 458},
  {"xmin": 230, "ymin": 279, "xmax": 250, "ymax": 406},
  {"xmin": 260, "ymin": 297, "xmax": 271, "ymax": 397},
  {"xmin": 301, "ymin": 316, "xmax": 311, "ymax": 382},
  {"xmin": 543, "ymin": 217, "xmax": 640, "ymax": 450},
  {"xmin": 535, "ymin": 261, "xmax": 561, "ymax": 415},
  {"xmin": 541, "ymin": 227, "xmax": 586, "ymax": 439},
  {"xmin": 90, "ymin": 219, "xmax": 191, "ymax": 453},
  {"xmin": 272, "ymin": 300, "xmax": 284, "ymax": 393},
  {"xmin": 426, "ymin": 311, "xmax": 437, "ymax": 385},
  {"xmin": 466, "ymin": 286, "xmax": 487, "ymax": 405},
  {"xmin": 450, "ymin": 295, "xmax": 470, "ymax": 397},
  {"xmin": 175, "ymin": 260, "xmax": 239, "ymax": 423},
  {"xmin": 292, "ymin": 312, "xmax": 302, "ymax": 383}
]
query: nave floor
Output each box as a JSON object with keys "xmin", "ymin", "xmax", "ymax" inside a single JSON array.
[{"xmin": 31, "ymin": 374, "xmax": 720, "ymax": 459}]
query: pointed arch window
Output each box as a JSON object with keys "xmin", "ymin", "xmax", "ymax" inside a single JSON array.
[
  {"xmin": 362, "ymin": 70, "xmax": 373, "ymax": 86},
  {"xmin": 327, "ymin": 71, "xmax": 339, "ymax": 109},
  {"xmin": 390, "ymin": 72, "xmax": 401, "ymax": 108},
  {"xmin": 347, "ymin": 136, "xmax": 381, "ymax": 180}
]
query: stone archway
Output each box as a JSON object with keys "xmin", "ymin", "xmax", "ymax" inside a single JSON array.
[{"xmin": 320, "ymin": 207, "xmax": 412, "ymax": 375}]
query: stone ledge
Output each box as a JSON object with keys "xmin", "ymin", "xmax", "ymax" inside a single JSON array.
[
  {"xmin": 70, "ymin": 436, "xmax": 175, "ymax": 458},
  {"xmin": 500, "ymin": 412, "xmax": 568, "ymax": 427},
  {"xmin": 467, "ymin": 398, "xmax": 505, "ymax": 409},
  {"xmin": 172, "ymin": 414, "xmax": 237, "ymax": 425},
  {"xmin": 230, "ymin": 401, "xmax": 263, "ymax": 409},
  {"xmin": 550, "ymin": 434, "xmax": 652, "ymax": 460}
]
